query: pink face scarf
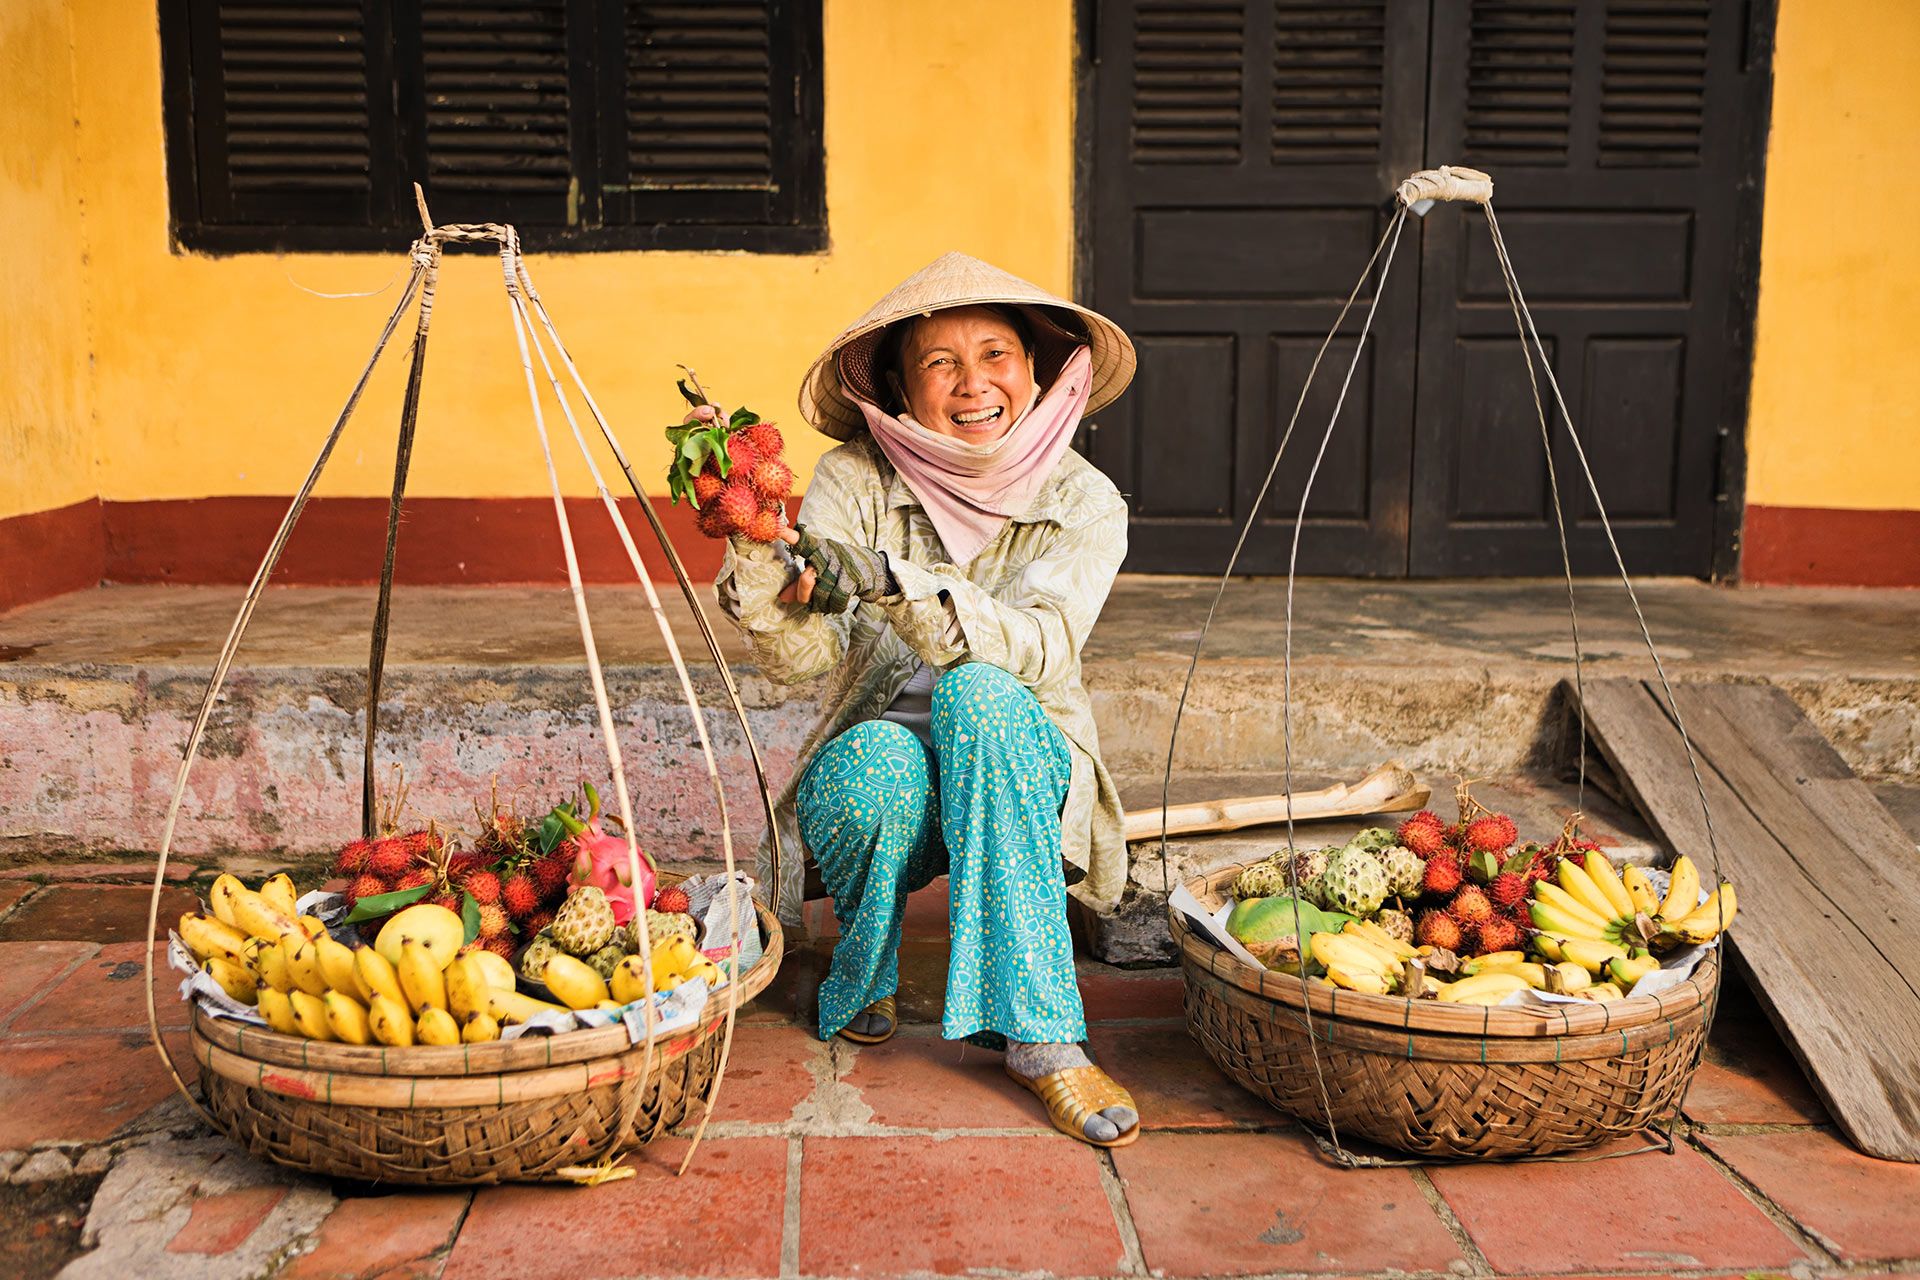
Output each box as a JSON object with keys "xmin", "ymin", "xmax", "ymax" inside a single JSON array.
[{"xmin": 850, "ymin": 345, "xmax": 1094, "ymax": 566}]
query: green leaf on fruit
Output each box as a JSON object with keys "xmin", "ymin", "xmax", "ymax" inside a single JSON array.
[
  {"xmin": 461, "ymin": 891, "xmax": 481, "ymax": 945},
  {"xmin": 341, "ymin": 883, "xmax": 432, "ymax": 925},
  {"xmin": 728, "ymin": 406, "xmax": 759, "ymax": 430}
]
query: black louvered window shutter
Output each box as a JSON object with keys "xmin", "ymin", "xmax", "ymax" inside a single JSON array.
[{"xmin": 161, "ymin": 0, "xmax": 823, "ymax": 252}]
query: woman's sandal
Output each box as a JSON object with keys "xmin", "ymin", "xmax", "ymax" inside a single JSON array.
[
  {"xmin": 836, "ymin": 994, "xmax": 897, "ymax": 1045},
  {"xmin": 1005, "ymin": 1062, "xmax": 1141, "ymax": 1148}
]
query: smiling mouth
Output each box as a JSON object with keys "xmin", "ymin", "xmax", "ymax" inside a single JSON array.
[{"xmin": 951, "ymin": 407, "xmax": 1003, "ymax": 427}]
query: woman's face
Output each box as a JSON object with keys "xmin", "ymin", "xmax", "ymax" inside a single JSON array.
[{"xmin": 892, "ymin": 306, "xmax": 1035, "ymax": 443}]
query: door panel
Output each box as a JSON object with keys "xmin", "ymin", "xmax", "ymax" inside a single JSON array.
[
  {"xmin": 1088, "ymin": 0, "xmax": 1430, "ymax": 576},
  {"xmin": 1409, "ymin": 0, "xmax": 1750, "ymax": 575}
]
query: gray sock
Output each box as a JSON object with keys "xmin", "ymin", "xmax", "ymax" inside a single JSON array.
[{"xmin": 1006, "ymin": 1041, "xmax": 1137, "ymax": 1142}]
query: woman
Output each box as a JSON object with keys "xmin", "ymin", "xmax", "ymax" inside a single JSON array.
[{"xmin": 712, "ymin": 252, "xmax": 1139, "ymax": 1147}]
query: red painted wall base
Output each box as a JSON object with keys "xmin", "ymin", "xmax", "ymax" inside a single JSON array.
[
  {"xmin": 5, "ymin": 496, "xmax": 1914, "ymax": 614},
  {"xmin": 1741, "ymin": 505, "xmax": 1920, "ymax": 587},
  {"xmin": 0, "ymin": 499, "xmax": 106, "ymax": 614}
]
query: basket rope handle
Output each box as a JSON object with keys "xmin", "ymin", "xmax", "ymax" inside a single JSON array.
[
  {"xmin": 143, "ymin": 258, "xmax": 432, "ymax": 1127},
  {"xmin": 1154, "ymin": 164, "xmax": 1728, "ymax": 1167}
]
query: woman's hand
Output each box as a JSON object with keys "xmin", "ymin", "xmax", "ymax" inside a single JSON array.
[{"xmin": 776, "ymin": 525, "xmax": 817, "ymax": 605}]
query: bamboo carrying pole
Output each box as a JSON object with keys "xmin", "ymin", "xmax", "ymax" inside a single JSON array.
[
  {"xmin": 1122, "ymin": 762, "xmax": 1428, "ymax": 842},
  {"xmin": 143, "ymin": 192, "xmax": 785, "ymax": 1177}
]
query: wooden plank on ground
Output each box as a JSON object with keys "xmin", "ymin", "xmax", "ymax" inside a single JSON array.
[{"xmin": 1571, "ymin": 677, "xmax": 1920, "ymax": 1162}]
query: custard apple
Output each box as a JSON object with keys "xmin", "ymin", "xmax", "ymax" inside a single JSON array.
[
  {"xmin": 518, "ymin": 931, "xmax": 561, "ymax": 981},
  {"xmin": 1375, "ymin": 907, "xmax": 1415, "ymax": 945},
  {"xmin": 552, "ymin": 886, "xmax": 617, "ymax": 956},
  {"xmin": 1321, "ymin": 846, "xmax": 1388, "ymax": 917},
  {"xmin": 628, "ymin": 909, "xmax": 699, "ymax": 951},
  {"xmin": 1347, "ymin": 826, "xmax": 1398, "ymax": 853},
  {"xmin": 1379, "ymin": 845, "xmax": 1424, "ymax": 899},
  {"xmin": 586, "ymin": 943, "xmax": 627, "ymax": 980},
  {"xmin": 1230, "ymin": 859, "xmax": 1289, "ymax": 900}
]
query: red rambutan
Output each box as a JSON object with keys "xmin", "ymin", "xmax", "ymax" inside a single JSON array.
[
  {"xmin": 332, "ymin": 838, "xmax": 373, "ymax": 877},
  {"xmin": 1476, "ymin": 914, "xmax": 1524, "ymax": 955},
  {"xmin": 345, "ymin": 873, "xmax": 389, "ymax": 907},
  {"xmin": 430, "ymin": 893, "xmax": 460, "ymax": 914},
  {"xmin": 367, "ymin": 838, "xmax": 412, "ymax": 881},
  {"xmin": 723, "ymin": 436, "xmax": 761, "ymax": 476},
  {"xmin": 446, "ymin": 851, "xmax": 487, "ymax": 884},
  {"xmin": 501, "ymin": 873, "xmax": 541, "ymax": 920},
  {"xmin": 743, "ymin": 507, "xmax": 784, "ymax": 543},
  {"xmin": 713, "ymin": 482, "xmax": 759, "ymax": 536},
  {"xmin": 396, "ymin": 868, "xmax": 435, "ymax": 892},
  {"xmin": 477, "ymin": 903, "xmax": 511, "ymax": 940},
  {"xmin": 522, "ymin": 908, "xmax": 555, "ymax": 936},
  {"xmin": 692, "ymin": 463, "xmax": 726, "ymax": 507},
  {"xmin": 1420, "ymin": 852, "xmax": 1465, "ymax": 896},
  {"xmin": 652, "ymin": 884, "xmax": 691, "ymax": 915},
  {"xmin": 464, "ymin": 870, "xmax": 502, "ymax": 906},
  {"xmin": 1414, "ymin": 909, "xmax": 1463, "ymax": 952},
  {"xmin": 1396, "ymin": 810, "xmax": 1448, "ymax": 858},
  {"xmin": 1487, "ymin": 870, "xmax": 1531, "ymax": 914},
  {"xmin": 738, "ymin": 420, "xmax": 784, "ymax": 460},
  {"xmin": 695, "ymin": 500, "xmax": 732, "ymax": 540},
  {"xmin": 747, "ymin": 457, "xmax": 794, "ymax": 503},
  {"xmin": 480, "ymin": 934, "xmax": 517, "ymax": 960},
  {"xmin": 403, "ymin": 829, "xmax": 443, "ymax": 858},
  {"xmin": 531, "ymin": 853, "xmax": 571, "ymax": 898},
  {"xmin": 1450, "ymin": 884, "xmax": 1495, "ymax": 926},
  {"xmin": 1464, "ymin": 814, "xmax": 1519, "ymax": 853}
]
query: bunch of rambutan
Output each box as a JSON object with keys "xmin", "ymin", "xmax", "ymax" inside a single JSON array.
[
  {"xmin": 667, "ymin": 402, "xmax": 793, "ymax": 543},
  {"xmin": 1397, "ymin": 800, "xmax": 1559, "ymax": 958}
]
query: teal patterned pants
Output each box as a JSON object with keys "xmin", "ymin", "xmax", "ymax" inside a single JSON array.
[{"xmin": 797, "ymin": 662, "xmax": 1086, "ymax": 1045}]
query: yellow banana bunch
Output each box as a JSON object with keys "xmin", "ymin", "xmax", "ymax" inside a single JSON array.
[
  {"xmin": 1659, "ymin": 882, "xmax": 1737, "ymax": 946},
  {"xmin": 258, "ymin": 872, "xmax": 298, "ymax": 918},
  {"xmin": 1325, "ymin": 963, "xmax": 1392, "ymax": 995},
  {"xmin": 1622, "ymin": 865, "xmax": 1662, "ymax": 916},
  {"xmin": 416, "ymin": 1007, "xmax": 462, "ymax": 1045},
  {"xmin": 289, "ymin": 990, "xmax": 333, "ymax": 1040},
  {"xmin": 257, "ymin": 988, "xmax": 299, "ymax": 1035},
  {"xmin": 353, "ymin": 946, "xmax": 405, "ymax": 1006},
  {"xmin": 177, "ymin": 913, "xmax": 249, "ymax": 966},
  {"xmin": 282, "ymin": 936, "xmax": 331, "ymax": 997},
  {"xmin": 204, "ymin": 956, "xmax": 258, "ymax": 1005},
  {"xmin": 368, "ymin": 994, "xmax": 415, "ymax": 1046},
  {"xmin": 398, "ymin": 941, "xmax": 448, "ymax": 1015},
  {"xmin": 1583, "ymin": 851, "xmax": 1638, "ymax": 920},
  {"xmin": 461, "ymin": 1013, "xmax": 501, "ymax": 1043},
  {"xmin": 1556, "ymin": 860, "xmax": 1618, "ymax": 921},
  {"xmin": 1608, "ymin": 953, "xmax": 1660, "ymax": 988},
  {"xmin": 1343, "ymin": 920, "xmax": 1418, "ymax": 960},
  {"xmin": 487, "ymin": 988, "xmax": 568, "ymax": 1025},
  {"xmin": 1437, "ymin": 971, "xmax": 1529, "ymax": 1005},
  {"xmin": 1460, "ymin": 951, "xmax": 1527, "ymax": 975},
  {"xmin": 1580, "ymin": 982, "xmax": 1626, "ymax": 1002},
  {"xmin": 323, "ymin": 991, "xmax": 373, "ymax": 1045},
  {"xmin": 1308, "ymin": 931, "xmax": 1403, "ymax": 981},
  {"xmin": 1657, "ymin": 855, "xmax": 1702, "ymax": 919}
]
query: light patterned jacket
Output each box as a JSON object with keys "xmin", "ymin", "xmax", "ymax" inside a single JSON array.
[{"xmin": 715, "ymin": 431, "xmax": 1130, "ymax": 927}]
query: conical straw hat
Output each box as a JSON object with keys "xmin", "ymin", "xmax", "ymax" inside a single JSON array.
[{"xmin": 799, "ymin": 252, "xmax": 1137, "ymax": 440}]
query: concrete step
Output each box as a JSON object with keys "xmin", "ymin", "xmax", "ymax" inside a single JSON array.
[{"xmin": 1, "ymin": 580, "xmax": 1915, "ymax": 869}]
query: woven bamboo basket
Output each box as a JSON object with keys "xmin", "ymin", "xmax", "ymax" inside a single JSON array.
[
  {"xmin": 143, "ymin": 205, "xmax": 793, "ymax": 1184},
  {"xmin": 1173, "ymin": 865, "xmax": 1717, "ymax": 1159},
  {"xmin": 186, "ymin": 896, "xmax": 783, "ymax": 1185}
]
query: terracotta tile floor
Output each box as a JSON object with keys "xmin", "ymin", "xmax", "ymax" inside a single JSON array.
[{"xmin": 7, "ymin": 868, "xmax": 1917, "ymax": 1279}]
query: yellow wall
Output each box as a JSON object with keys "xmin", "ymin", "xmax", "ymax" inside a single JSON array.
[
  {"xmin": 1745, "ymin": 0, "xmax": 1920, "ymax": 511},
  {"xmin": 8, "ymin": 0, "xmax": 1914, "ymax": 531},
  {"xmin": 56, "ymin": 1, "xmax": 1072, "ymax": 509},
  {"xmin": 0, "ymin": 0, "xmax": 94, "ymax": 522}
]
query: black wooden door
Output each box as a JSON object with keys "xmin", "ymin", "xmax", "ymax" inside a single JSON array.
[
  {"xmin": 1083, "ymin": 0, "xmax": 1768, "ymax": 578},
  {"xmin": 1084, "ymin": 0, "xmax": 1431, "ymax": 575},
  {"xmin": 1409, "ymin": 0, "xmax": 1762, "ymax": 575}
]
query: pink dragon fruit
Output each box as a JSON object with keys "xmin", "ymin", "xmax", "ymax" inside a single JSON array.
[{"xmin": 557, "ymin": 782, "xmax": 655, "ymax": 926}]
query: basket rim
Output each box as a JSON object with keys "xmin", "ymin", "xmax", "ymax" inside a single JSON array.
[
  {"xmin": 1175, "ymin": 864, "xmax": 1718, "ymax": 1039},
  {"xmin": 194, "ymin": 894, "xmax": 783, "ymax": 1082}
]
